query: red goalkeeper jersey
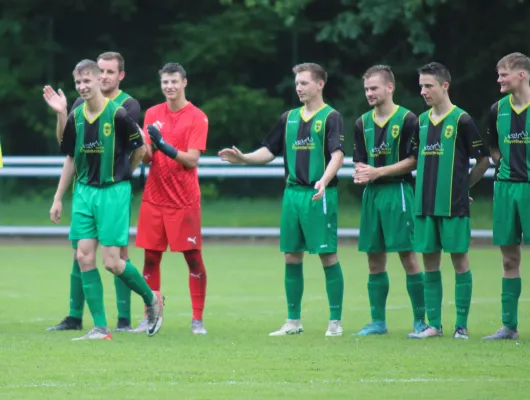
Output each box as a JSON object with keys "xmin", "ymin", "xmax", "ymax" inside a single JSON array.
[{"xmin": 142, "ymin": 102, "xmax": 208, "ymax": 209}]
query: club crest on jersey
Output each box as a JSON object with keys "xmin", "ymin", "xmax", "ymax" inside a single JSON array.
[
  {"xmin": 314, "ymin": 120, "xmax": 322, "ymax": 133},
  {"xmin": 444, "ymin": 125, "xmax": 454, "ymax": 139},
  {"xmin": 391, "ymin": 124, "xmax": 400, "ymax": 138},
  {"xmin": 103, "ymin": 123, "xmax": 112, "ymax": 137}
]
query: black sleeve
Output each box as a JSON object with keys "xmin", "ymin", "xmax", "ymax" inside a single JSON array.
[
  {"xmin": 325, "ymin": 110, "xmax": 345, "ymax": 154},
  {"xmin": 410, "ymin": 117, "xmax": 420, "ymax": 159},
  {"xmin": 487, "ymin": 102, "xmax": 499, "ymax": 150},
  {"xmin": 353, "ymin": 117, "xmax": 367, "ymax": 163},
  {"xmin": 458, "ymin": 113, "xmax": 488, "ymax": 159},
  {"xmin": 69, "ymin": 97, "xmax": 84, "ymax": 114},
  {"xmin": 114, "ymin": 107, "xmax": 144, "ymax": 151},
  {"xmin": 262, "ymin": 112, "xmax": 288, "ymax": 156},
  {"xmin": 122, "ymin": 98, "xmax": 142, "ymax": 125},
  {"xmin": 60, "ymin": 113, "xmax": 77, "ymax": 157},
  {"xmin": 401, "ymin": 112, "xmax": 418, "ymax": 158}
]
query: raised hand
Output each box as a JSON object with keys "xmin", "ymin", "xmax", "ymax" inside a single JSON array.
[
  {"xmin": 43, "ymin": 85, "xmax": 67, "ymax": 114},
  {"xmin": 147, "ymin": 124, "xmax": 178, "ymax": 159}
]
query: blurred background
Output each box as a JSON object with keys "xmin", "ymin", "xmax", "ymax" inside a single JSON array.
[{"xmin": 1, "ymin": 0, "xmax": 529, "ymax": 232}]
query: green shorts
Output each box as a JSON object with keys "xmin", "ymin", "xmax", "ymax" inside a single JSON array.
[
  {"xmin": 70, "ymin": 191, "xmax": 133, "ymax": 249},
  {"xmin": 358, "ymin": 182, "xmax": 414, "ymax": 253},
  {"xmin": 280, "ymin": 185, "xmax": 338, "ymax": 254},
  {"xmin": 70, "ymin": 181, "xmax": 132, "ymax": 247},
  {"xmin": 414, "ymin": 215, "xmax": 470, "ymax": 253},
  {"xmin": 493, "ymin": 181, "xmax": 530, "ymax": 246}
]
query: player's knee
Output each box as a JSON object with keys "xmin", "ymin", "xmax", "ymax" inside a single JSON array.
[
  {"xmin": 119, "ymin": 246, "xmax": 129, "ymax": 261},
  {"xmin": 502, "ymin": 252, "xmax": 520, "ymax": 272},
  {"xmin": 422, "ymin": 252, "xmax": 441, "ymax": 272},
  {"xmin": 77, "ymin": 250, "xmax": 96, "ymax": 270},
  {"xmin": 398, "ymin": 251, "xmax": 420, "ymax": 274},
  {"xmin": 102, "ymin": 254, "xmax": 122, "ymax": 274},
  {"xmin": 368, "ymin": 252, "xmax": 386, "ymax": 273},
  {"xmin": 285, "ymin": 252, "xmax": 304, "ymax": 264},
  {"xmin": 450, "ymin": 252, "xmax": 469, "ymax": 273},
  {"xmin": 320, "ymin": 252, "xmax": 338, "ymax": 267}
]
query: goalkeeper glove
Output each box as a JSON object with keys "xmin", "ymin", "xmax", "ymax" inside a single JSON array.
[{"xmin": 147, "ymin": 124, "xmax": 178, "ymax": 159}]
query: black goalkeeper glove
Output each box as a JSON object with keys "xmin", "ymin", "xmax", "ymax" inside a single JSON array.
[{"xmin": 147, "ymin": 124, "xmax": 178, "ymax": 159}]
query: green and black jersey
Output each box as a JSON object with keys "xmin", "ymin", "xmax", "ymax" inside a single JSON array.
[
  {"xmin": 353, "ymin": 105, "xmax": 417, "ymax": 184},
  {"xmin": 263, "ymin": 104, "xmax": 344, "ymax": 187},
  {"xmin": 71, "ymin": 90, "xmax": 141, "ymax": 124},
  {"xmin": 411, "ymin": 105, "xmax": 486, "ymax": 217},
  {"xmin": 61, "ymin": 98, "xmax": 143, "ymax": 187},
  {"xmin": 487, "ymin": 95, "xmax": 530, "ymax": 181}
]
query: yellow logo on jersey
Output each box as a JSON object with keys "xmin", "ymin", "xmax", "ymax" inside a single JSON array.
[
  {"xmin": 103, "ymin": 123, "xmax": 112, "ymax": 137},
  {"xmin": 315, "ymin": 120, "xmax": 322, "ymax": 133},
  {"xmin": 444, "ymin": 125, "xmax": 454, "ymax": 139},
  {"xmin": 391, "ymin": 124, "xmax": 400, "ymax": 138}
]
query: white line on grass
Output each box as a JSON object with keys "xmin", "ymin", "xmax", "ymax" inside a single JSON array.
[{"xmin": 2, "ymin": 377, "xmax": 530, "ymax": 390}]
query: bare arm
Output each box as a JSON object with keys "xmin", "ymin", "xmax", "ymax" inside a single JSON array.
[
  {"xmin": 56, "ymin": 111, "xmax": 68, "ymax": 144},
  {"xmin": 320, "ymin": 150, "xmax": 344, "ymax": 186},
  {"xmin": 54, "ymin": 156, "xmax": 75, "ymax": 201},
  {"xmin": 490, "ymin": 148, "xmax": 501, "ymax": 166},
  {"xmin": 219, "ymin": 146, "xmax": 276, "ymax": 165},
  {"xmin": 312, "ymin": 150, "xmax": 344, "ymax": 201},
  {"xmin": 354, "ymin": 156, "xmax": 417, "ymax": 184},
  {"xmin": 50, "ymin": 156, "xmax": 75, "ymax": 224},
  {"xmin": 469, "ymin": 156, "xmax": 490, "ymax": 188},
  {"xmin": 130, "ymin": 144, "xmax": 146, "ymax": 172},
  {"xmin": 168, "ymin": 148, "xmax": 200, "ymax": 169}
]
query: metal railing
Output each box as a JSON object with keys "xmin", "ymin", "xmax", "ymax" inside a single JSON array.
[
  {"xmin": 0, "ymin": 156, "xmax": 496, "ymax": 178},
  {"xmin": 0, "ymin": 156, "xmax": 495, "ymax": 239}
]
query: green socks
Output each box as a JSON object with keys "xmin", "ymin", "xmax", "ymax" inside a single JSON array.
[
  {"xmin": 81, "ymin": 269, "xmax": 107, "ymax": 327},
  {"xmin": 118, "ymin": 260, "xmax": 154, "ymax": 305},
  {"xmin": 114, "ymin": 263, "xmax": 132, "ymax": 321},
  {"xmin": 324, "ymin": 262, "xmax": 344, "ymax": 321},
  {"xmin": 285, "ymin": 263, "xmax": 303, "ymax": 320},
  {"xmin": 368, "ymin": 272, "xmax": 389, "ymax": 322},
  {"xmin": 502, "ymin": 277, "xmax": 521, "ymax": 330},
  {"xmin": 71, "ymin": 259, "xmax": 133, "ymax": 322},
  {"xmin": 69, "ymin": 260, "xmax": 85, "ymax": 319},
  {"xmin": 455, "ymin": 270, "xmax": 473, "ymax": 329},
  {"xmin": 284, "ymin": 262, "xmax": 344, "ymax": 321},
  {"xmin": 406, "ymin": 272, "xmax": 425, "ymax": 321},
  {"xmin": 424, "ymin": 270, "xmax": 443, "ymax": 330}
]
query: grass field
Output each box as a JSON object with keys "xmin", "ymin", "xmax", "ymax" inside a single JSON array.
[
  {"xmin": 0, "ymin": 196, "xmax": 494, "ymax": 229},
  {"xmin": 1, "ymin": 243, "xmax": 529, "ymax": 399}
]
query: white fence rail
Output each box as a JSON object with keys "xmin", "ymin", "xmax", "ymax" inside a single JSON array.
[
  {"xmin": 0, "ymin": 156, "xmax": 496, "ymax": 178},
  {"xmin": 0, "ymin": 156, "xmax": 495, "ymax": 239}
]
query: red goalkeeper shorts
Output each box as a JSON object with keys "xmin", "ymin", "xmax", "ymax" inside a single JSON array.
[{"xmin": 136, "ymin": 201, "xmax": 202, "ymax": 252}]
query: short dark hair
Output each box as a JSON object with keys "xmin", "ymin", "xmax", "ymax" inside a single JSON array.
[
  {"xmin": 73, "ymin": 59, "xmax": 100, "ymax": 77},
  {"xmin": 159, "ymin": 63, "xmax": 187, "ymax": 79},
  {"xmin": 292, "ymin": 63, "xmax": 327, "ymax": 83},
  {"xmin": 418, "ymin": 62, "xmax": 451, "ymax": 85},
  {"xmin": 497, "ymin": 52, "xmax": 530, "ymax": 74},
  {"xmin": 97, "ymin": 51, "xmax": 125, "ymax": 72},
  {"xmin": 363, "ymin": 65, "xmax": 395, "ymax": 85}
]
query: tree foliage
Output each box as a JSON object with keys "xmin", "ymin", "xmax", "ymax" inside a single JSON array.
[{"xmin": 2, "ymin": 0, "xmax": 530, "ymax": 159}]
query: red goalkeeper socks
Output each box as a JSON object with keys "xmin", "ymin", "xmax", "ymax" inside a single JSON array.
[
  {"xmin": 143, "ymin": 250, "xmax": 163, "ymax": 291},
  {"xmin": 183, "ymin": 250, "xmax": 207, "ymax": 320}
]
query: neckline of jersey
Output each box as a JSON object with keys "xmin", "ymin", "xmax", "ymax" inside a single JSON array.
[{"xmin": 428, "ymin": 105, "xmax": 456, "ymax": 126}]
